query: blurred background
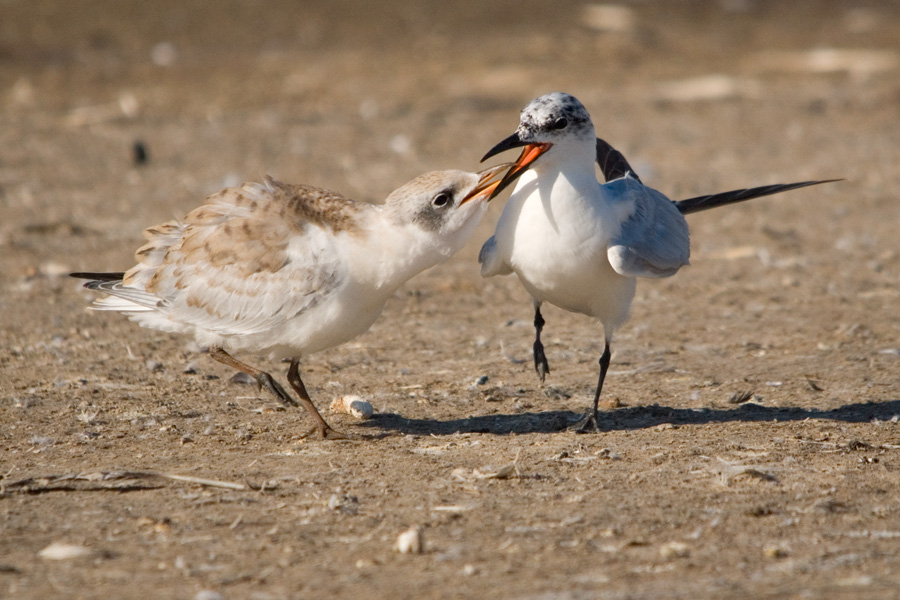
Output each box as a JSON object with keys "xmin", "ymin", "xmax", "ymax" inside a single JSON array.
[{"xmin": 3, "ymin": 1, "xmax": 896, "ymax": 227}]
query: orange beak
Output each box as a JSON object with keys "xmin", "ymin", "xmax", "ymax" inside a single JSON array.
[
  {"xmin": 486, "ymin": 143, "xmax": 552, "ymax": 200},
  {"xmin": 459, "ymin": 162, "xmax": 515, "ymax": 205},
  {"xmin": 479, "ymin": 131, "xmax": 553, "ymax": 201}
]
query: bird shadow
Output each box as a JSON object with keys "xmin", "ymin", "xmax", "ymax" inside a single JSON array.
[{"xmin": 360, "ymin": 399, "xmax": 900, "ymax": 437}]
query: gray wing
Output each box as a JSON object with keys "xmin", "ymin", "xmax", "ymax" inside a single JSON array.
[
  {"xmin": 606, "ymin": 178, "xmax": 690, "ymax": 279},
  {"xmin": 478, "ymin": 235, "xmax": 513, "ymax": 277}
]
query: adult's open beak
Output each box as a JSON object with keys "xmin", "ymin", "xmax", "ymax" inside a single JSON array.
[
  {"xmin": 480, "ymin": 132, "xmax": 553, "ymax": 200},
  {"xmin": 459, "ymin": 162, "xmax": 514, "ymax": 205}
]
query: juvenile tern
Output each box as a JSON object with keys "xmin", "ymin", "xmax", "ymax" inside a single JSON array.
[
  {"xmin": 73, "ymin": 165, "xmax": 508, "ymax": 439},
  {"xmin": 480, "ymin": 92, "xmax": 837, "ymax": 432}
]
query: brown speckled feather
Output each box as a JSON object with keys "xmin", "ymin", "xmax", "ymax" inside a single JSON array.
[{"xmin": 120, "ymin": 177, "xmax": 361, "ymax": 337}]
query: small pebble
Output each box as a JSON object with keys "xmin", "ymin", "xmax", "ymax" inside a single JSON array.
[
  {"xmin": 596, "ymin": 447, "xmax": 621, "ymax": 460},
  {"xmin": 394, "ymin": 526, "xmax": 424, "ymax": 554},
  {"xmin": 229, "ymin": 372, "xmax": 255, "ymax": 385},
  {"xmin": 133, "ymin": 141, "xmax": 148, "ymax": 165},
  {"xmin": 582, "ymin": 4, "xmax": 635, "ymax": 33},
  {"xmin": 389, "ymin": 134, "xmax": 412, "ymax": 156},
  {"xmin": 728, "ymin": 390, "xmax": 754, "ymax": 404},
  {"xmin": 151, "ymin": 41, "xmax": 178, "ymax": 67},
  {"xmin": 473, "ymin": 464, "xmax": 516, "ymax": 480},
  {"xmin": 659, "ymin": 541, "xmax": 690, "ymax": 559}
]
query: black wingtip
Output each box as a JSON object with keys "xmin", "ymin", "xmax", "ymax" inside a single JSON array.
[
  {"xmin": 674, "ymin": 179, "xmax": 841, "ymax": 215},
  {"xmin": 596, "ymin": 138, "xmax": 642, "ymax": 183}
]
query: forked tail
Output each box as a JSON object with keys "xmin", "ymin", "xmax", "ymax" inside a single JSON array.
[{"xmin": 673, "ymin": 180, "xmax": 841, "ymax": 214}]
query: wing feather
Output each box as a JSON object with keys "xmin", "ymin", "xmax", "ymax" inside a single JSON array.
[
  {"xmin": 605, "ymin": 178, "xmax": 690, "ymax": 279},
  {"xmin": 86, "ymin": 178, "xmax": 354, "ymax": 338},
  {"xmin": 478, "ymin": 235, "xmax": 513, "ymax": 277}
]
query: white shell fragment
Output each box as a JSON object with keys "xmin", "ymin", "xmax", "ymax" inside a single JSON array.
[
  {"xmin": 394, "ymin": 525, "xmax": 424, "ymax": 554},
  {"xmin": 329, "ymin": 395, "xmax": 374, "ymax": 420},
  {"xmin": 38, "ymin": 542, "xmax": 93, "ymax": 560}
]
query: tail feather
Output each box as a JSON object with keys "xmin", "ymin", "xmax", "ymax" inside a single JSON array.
[
  {"xmin": 674, "ymin": 180, "xmax": 842, "ymax": 215},
  {"xmin": 70, "ymin": 272, "xmax": 163, "ymax": 312},
  {"xmin": 70, "ymin": 271, "xmax": 126, "ymax": 282}
]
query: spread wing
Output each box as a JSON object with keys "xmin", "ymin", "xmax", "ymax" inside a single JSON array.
[
  {"xmin": 94, "ymin": 178, "xmax": 358, "ymax": 337},
  {"xmin": 605, "ymin": 178, "xmax": 690, "ymax": 279}
]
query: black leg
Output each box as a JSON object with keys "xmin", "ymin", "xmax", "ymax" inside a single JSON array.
[
  {"xmin": 533, "ymin": 304, "xmax": 550, "ymax": 382},
  {"xmin": 571, "ymin": 341, "xmax": 611, "ymax": 433},
  {"xmin": 286, "ymin": 359, "xmax": 347, "ymax": 440}
]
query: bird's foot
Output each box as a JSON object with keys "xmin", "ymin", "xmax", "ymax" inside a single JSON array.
[
  {"xmin": 301, "ymin": 423, "xmax": 351, "ymax": 441},
  {"xmin": 256, "ymin": 373, "xmax": 298, "ymax": 407},
  {"xmin": 533, "ymin": 341, "xmax": 551, "ymax": 382},
  {"xmin": 569, "ymin": 411, "xmax": 600, "ymax": 434}
]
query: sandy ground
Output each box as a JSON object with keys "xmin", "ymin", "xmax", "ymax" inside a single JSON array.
[{"xmin": 2, "ymin": 1, "xmax": 900, "ymax": 598}]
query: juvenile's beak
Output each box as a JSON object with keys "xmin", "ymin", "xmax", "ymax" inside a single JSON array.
[
  {"xmin": 459, "ymin": 163, "xmax": 514, "ymax": 205},
  {"xmin": 480, "ymin": 134, "xmax": 553, "ymax": 200}
]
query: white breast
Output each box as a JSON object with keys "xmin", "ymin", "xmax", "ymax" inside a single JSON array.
[{"xmin": 492, "ymin": 170, "xmax": 637, "ymax": 331}]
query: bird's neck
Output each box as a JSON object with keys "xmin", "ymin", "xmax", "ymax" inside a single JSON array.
[
  {"xmin": 347, "ymin": 219, "xmax": 449, "ymax": 294},
  {"xmin": 522, "ymin": 142, "xmax": 599, "ymax": 202},
  {"xmin": 533, "ymin": 139, "xmax": 597, "ymax": 187}
]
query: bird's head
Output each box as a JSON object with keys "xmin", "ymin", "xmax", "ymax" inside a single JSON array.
[
  {"xmin": 481, "ymin": 92, "xmax": 596, "ymax": 198},
  {"xmin": 384, "ymin": 164, "xmax": 510, "ymax": 255}
]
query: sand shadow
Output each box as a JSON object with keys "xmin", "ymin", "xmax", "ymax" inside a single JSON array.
[{"xmin": 360, "ymin": 399, "xmax": 900, "ymax": 436}]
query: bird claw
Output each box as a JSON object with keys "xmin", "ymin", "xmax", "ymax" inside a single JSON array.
[
  {"xmin": 257, "ymin": 374, "xmax": 298, "ymax": 408},
  {"xmin": 569, "ymin": 411, "xmax": 601, "ymax": 434},
  {"xmin": 301, "ymin": 424, "xmax": 350, "ymax": 441}
]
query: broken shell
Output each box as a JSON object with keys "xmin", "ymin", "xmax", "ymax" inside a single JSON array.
[
  {"xmin": 329, "ymin": 395, "xmax": 374, "ymax": 420},
  {"xmin": 394, "ymin": 525, "xmax": 424, "ymax": 554},
  {"xmin": 38, "ymin": 542, "xmax": 93, "ymax": 560}
]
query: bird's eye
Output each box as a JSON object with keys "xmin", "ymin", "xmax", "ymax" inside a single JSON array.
[
  {"xmin": 552, "ymin": 117, "xmax": 568, "ymax": 130},
  {"xmin": 432, "ymin": 192, "xmax": 451, "ymax": 207}
]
